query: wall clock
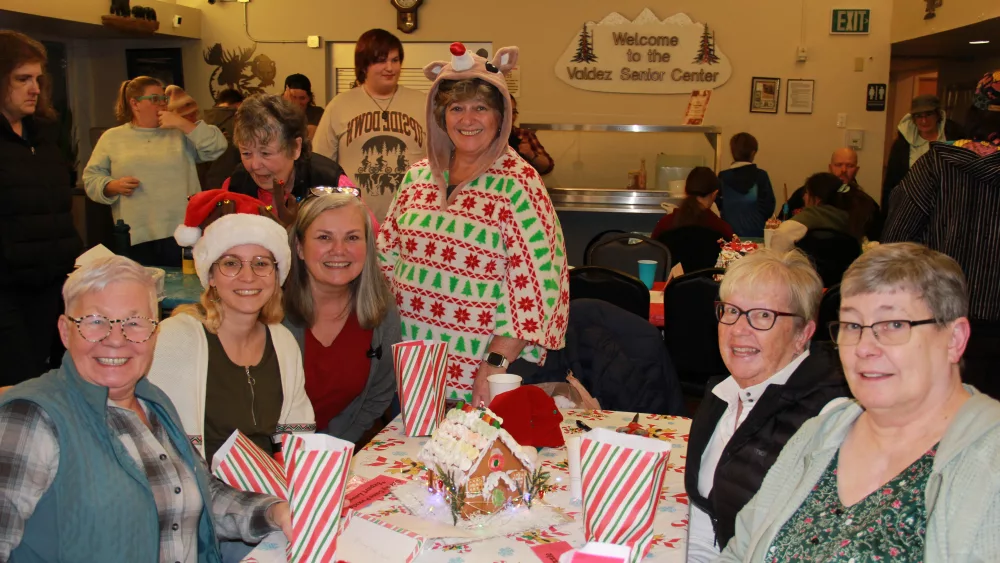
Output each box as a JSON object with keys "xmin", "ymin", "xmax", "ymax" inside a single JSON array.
[{"xmin": 390, "ymin": 0, "xmax": 423, "ymax": 34}]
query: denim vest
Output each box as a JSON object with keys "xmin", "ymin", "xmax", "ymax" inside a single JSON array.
[{"xmin": 0, "ymin": 354, "xmax": 223, "ymax": 563}]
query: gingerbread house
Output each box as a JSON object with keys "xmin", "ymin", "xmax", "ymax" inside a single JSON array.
[{"xmin": 418, "ymin": 403, "xmax": 535, "ymax": 519}]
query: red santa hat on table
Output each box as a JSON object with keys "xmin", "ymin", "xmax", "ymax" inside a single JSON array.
[
  {"xmin": 488, "ymin": 385, "xmax": 565, "ymax": 448},
  {"xmin": 174, "ymin": 189, "xmax": 291, "ymax": 288}
]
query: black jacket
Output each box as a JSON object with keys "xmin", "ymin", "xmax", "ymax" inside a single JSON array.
[
  {"xmin": 880, "ymin": 119, "xmax": 964, "ymax": 221},
  {"xmin": 0, "ymin": 115, "xmax": 82, "ymax": 288},
  {"xmin": 518, "ymin": 298, "xmax": 686, "ymax": 416},
  {"xmin": 684, "ymin": 341, "xmax": 850, "ymax": 550},
  {"xmin": 225, "ymin": 152, "xmax": 347, "ymax": 201}
]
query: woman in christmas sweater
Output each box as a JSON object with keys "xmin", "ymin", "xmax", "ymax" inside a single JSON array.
[{"xmin": 376, "ymin": 44, "xmax": 569, "ymax": 405}]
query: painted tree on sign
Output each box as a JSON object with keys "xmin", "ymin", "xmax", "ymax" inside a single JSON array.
[
  {"xmin": 571, "ymin": 24, "xmax": 598, "ymax": 63},
  {"xmin": 693, "ymin": 24, "xmax": 720, "ymax": 65}
]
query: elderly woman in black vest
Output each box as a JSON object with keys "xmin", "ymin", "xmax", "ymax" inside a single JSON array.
[{"xmin": 684, "ymin": 248, "xmax": 851, "ymax": 562}]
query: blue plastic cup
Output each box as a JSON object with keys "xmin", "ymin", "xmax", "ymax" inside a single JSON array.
[{"xmin": 637, "ymin": 260, "xmax": 657, "ymax": 290}]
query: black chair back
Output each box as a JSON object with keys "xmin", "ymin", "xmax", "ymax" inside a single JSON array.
[
  {"xmin": 585, "ymin": 233, "xmax": 672, "ymax": 282},
  {"xmin": 656, "ymin": 225, "xmax": 726, "ymax": 274},
  {"xmin": 569, "ymin": 266, "xmax": 650, "ymax": 320},
  {"xmin": 662, "ymin": 268, "xmax": 728, "ymax": 396},
  {"xmin": 795, "ymin": 228, "xmax": 861, "ymax": 288},
  {"xmin": 582, "ymin": 229, "xmax": 627, "ymax": 262},
  {"xmin": 815, "ymin": 283, "xmax": 841, "ymax": 342}
]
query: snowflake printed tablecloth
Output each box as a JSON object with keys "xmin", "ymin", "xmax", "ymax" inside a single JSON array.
[{"xmin": 349, "ymin": 409, "xmax": 691, "ymax": 562}]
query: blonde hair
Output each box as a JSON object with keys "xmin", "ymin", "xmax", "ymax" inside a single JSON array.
[
  {"xmin": 284, "ymin": 194, "xmax": 391, "ymax": 329},
  {"xmin": 841, "ymin": 242, "xmax": 967, "ymax": 323},
  {"xmin": 63, "ymin": 256, "xmax": 158, "ymax": 319},
  {"xmin": 172, "ymin": 271, "xmax": 285, "ymax": 334},
  {"xmin": 115, "ymin": 75, "xmax": 163, "ymax": 124},
  {"xmin": 720, "ymin": 248, "xmax": 823, "ymax": 323}
]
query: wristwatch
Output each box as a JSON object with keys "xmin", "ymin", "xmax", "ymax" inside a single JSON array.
[{"xmin": 483, "ymin": 352, "xmax": 510, "ymax": 369}]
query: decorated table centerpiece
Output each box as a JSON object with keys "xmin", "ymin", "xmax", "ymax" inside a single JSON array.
[{"xmin": 714, "ymin": 235, "xmax": 760, "ymax": 270}]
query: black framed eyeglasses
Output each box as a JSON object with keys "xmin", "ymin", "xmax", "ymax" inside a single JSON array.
[
  {"xmin": 214, "ymin": 255, "xmax": 277, "ymax": 277},
  {"xmin": 67, "ymin": 314, "xmax": 159, "ymax": 344},
  {"xmin": 829, "ymin": 319, "xmax": 937, "ymax": 346},
  {"xmin": 715, "ymin": 301, "xmax": 801, "ymax": 331}
]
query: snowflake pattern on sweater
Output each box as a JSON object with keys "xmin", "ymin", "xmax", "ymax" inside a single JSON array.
[{"xmin": 377, "ymin": 148, "xmax": 569, "ymax": 401}]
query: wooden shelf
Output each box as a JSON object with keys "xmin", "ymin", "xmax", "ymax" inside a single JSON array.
[{"xmin": 100, "ymin": 14, "xmax": 160, "ymax": 34}]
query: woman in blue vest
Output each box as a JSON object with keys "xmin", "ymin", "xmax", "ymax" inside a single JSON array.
[{"xmin": 0, "ymin": 256, "xmax": 290, "ymax": 562}]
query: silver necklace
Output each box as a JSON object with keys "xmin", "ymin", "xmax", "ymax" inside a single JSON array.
[{"xmin": 364, "ymin": 85, "xmax": 397, "ymax": 120}]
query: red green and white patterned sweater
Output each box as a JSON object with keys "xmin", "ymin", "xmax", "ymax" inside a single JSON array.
[{"xmin": 376, "ymin": 148, "xmax": 569, "ymax": 401}]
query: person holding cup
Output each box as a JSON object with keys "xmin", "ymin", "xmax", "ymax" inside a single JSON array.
[{"xmin": 84, "ymin": 76, "xmax": 227, "ymax": 266}]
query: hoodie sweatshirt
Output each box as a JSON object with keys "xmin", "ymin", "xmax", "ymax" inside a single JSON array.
[
  {"xmin": 898, "ymin": 112, "xmax": 949, "ymax": 166},
  {"xmin": 717, "ymin": 162, "xmax": 776, "ymax": 238},
  {"xmin": 375, "ymin": 44, "xmax": 568, "ymax": 402},
  {"xmin": 717, "ymin": 388, "xmax": 1000, "ymax": 563}
]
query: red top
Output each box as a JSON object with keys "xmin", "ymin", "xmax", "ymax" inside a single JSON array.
[
  {"xmin": 651, "ymin": 207, "xmax": 735, "ymax": 241},
  {"xmin": 303, "ymin": 312, "xmax": 373, "ymax": 431}
]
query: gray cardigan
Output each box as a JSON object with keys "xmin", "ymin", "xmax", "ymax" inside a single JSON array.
[
  {"xmin": 283, "ymin": 304, "xmax": 400, "ymax": 444},
  {"xmin": 715, "ymin": 387, "xmax": 1000, "ymax": 563}
]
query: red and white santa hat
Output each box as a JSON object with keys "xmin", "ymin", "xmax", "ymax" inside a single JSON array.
[{"xmin": 174, "ymin": 189, "xmax": 291, "ymax": 288}]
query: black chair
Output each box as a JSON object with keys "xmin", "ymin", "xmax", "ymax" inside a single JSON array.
[
  {"xmin": 795, "ymin": 228, "xmax": 861, "ymax": 288},
  {"xmin": 662, "ymin": 268, "xmax": 728, "ymax": 397},
  {"xmin": 656, "ymin": 226, "xmax": 726, "ymax": 274},
  {"xmin": 582, "ymin": 229, "xmax": 627, "ymax": 262},
  {"xmin": 814, "ymin": 283, "xmax": 841, "ymax": 342},
  {"xmin": 585, "ymin": 232, "xmax": 672, "ymax": 282},
  {"xmin": 569, "ymin": 266, "xmax": 650, "ymax": 320}
]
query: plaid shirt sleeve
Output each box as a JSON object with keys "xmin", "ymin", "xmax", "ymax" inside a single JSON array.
[
  {"xmin": 515, "ymin": 128, "xmax": 555, "ymax": 175},
  {"xmin": 200, "ymin": 454, "xmax": 282, "ymax": 543},
  {"xmin": 0, "ymin": 401, "xmax": 59, "ymax": 561}
]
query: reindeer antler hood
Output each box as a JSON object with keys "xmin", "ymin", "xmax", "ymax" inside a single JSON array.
[{"xmin": 423, "ymin": 43, "xmax": 519, "ymax": 191}]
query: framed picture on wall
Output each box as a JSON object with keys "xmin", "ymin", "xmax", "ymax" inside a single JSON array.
[
  {"xmin": 125, "ymin": 48, "xmax": 184, "ymax": 88},
  {"xmin": 750, "ymin": 77, "xmax": 780, "ymax": 113},
  {"xmin": 786, "ymin": 79, "xmax": 815, "ymax": 114}
]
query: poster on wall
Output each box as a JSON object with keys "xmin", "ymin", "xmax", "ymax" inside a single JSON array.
[
  {"xmin": 750, "ymin": 77, "xmax": 780, "ymax": 114},
  {"xmin": 786, "ymin": 79, "xmax": 815, "ymax": 114},
  {"xmin": 554, "ymin": 8, "xmax": 732, "ymax": 94}
]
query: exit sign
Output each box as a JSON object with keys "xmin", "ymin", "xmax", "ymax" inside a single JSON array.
[{"xmin": 831, "ymin": 9, "xmax": 870, "ymax": 34}]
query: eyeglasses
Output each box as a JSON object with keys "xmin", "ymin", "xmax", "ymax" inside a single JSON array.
[
  {"xmin": 715, "ymin": 301, "xmax": 801, "ymax": 331},
  {"xmin": 214, "ymin": 255, "xmax": 277, "ymax": 278},
  {"xmin": 309, "ymin": 186, "xmax": 361, "ymax": 198},
  {"xmin": 135, "ymin": 94, "xmax": 169, "ymax": 104},
  {"xmin": 67, "ymin": 314, "xmax": 159, "ymax": 344},
  {"xmin": 912, "ymin": 111, "xmax": 937, "ymax": 120},
  {"xmin": 829, "ymin": 319, "xmax": 937, "ymax": 346}
]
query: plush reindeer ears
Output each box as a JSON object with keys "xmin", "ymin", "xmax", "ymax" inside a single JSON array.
[{"xmin": 422, "ymin": 45, "xmax": 520, "ymax": 80}]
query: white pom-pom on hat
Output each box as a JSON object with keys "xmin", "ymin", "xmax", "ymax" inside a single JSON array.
[{"xmin": 450, "ymin": 42, "xmax": 475, "ymax": 72}]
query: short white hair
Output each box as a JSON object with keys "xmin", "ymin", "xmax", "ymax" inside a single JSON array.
[
  {"xmin": 63, "ymin": 256, "xmax": 158, "ymax": 319},
  {"xmin": 719, "ymin": 248, "xmax": 823, "ymax": 322}
]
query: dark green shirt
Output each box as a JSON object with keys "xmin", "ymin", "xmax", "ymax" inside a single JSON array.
[{"xmin": 203, "ymin": 327, "xmax": 284, "ymax": 463}]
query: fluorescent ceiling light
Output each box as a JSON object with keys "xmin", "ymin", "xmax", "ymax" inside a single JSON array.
[{"xmin": 969, "ymin": 40, "xmax": 991, "ymax": 45}]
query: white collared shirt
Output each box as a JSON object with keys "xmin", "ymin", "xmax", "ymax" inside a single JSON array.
[{"xmin": 686, "ymin": 350, "xmax": 810, "ymax": 563}]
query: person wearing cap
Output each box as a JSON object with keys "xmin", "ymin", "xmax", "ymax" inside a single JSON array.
[
  {"xmin": 312, "ymin": 29, "xmax": 427, "ymax": 222},
  {"xmin": 222, "ymin": 94, "xmax": 353, "ymax": 227},
  {"xmin": 146, "ymin": 189, "xmax": 316, "ymax": 468},
  {"xmin": 883, "ymin": 69, "xmax": 1000, "ymax": 400},
  {"xmin": 376, "ymin": 44, "xmax": 568, "ymax": 407},
  {"xmin": 282, "ymin": 73, "xmax": 324, "ymax": 140},
  {"xmin": 881, "ymin": 94, "xmax": 964, "ymax": 219},
  {"xmin": 83, "ymin": 76, "xmax": 227, "ymax": 267}
]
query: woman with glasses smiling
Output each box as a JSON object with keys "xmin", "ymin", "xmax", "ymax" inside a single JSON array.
[
  {"xmin": 717, "ymin": 243, "xmax": 1000, "ymax": 563},
  {"xmin": 147, "ymin": 199, "xmax": 314, "ymax": 475},
  {"xmin": 84, "ymin": 76, "xmax": 227, "ymax": 266},
  {"xmin": 685, "ymin": 248, "xmax": 850, "ymax": 562}
]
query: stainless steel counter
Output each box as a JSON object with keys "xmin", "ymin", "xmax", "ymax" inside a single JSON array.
[{"xmin": 548, "ymin": 187, "xmax": 683, "ymax": 214}]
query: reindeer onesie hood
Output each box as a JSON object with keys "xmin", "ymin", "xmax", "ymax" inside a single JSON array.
[{"xmin": 423, "ymin": 43, "xmax": 519, "ymax": 192}]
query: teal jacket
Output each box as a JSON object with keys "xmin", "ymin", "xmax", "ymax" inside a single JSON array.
[
  {"xmin": 0, "ymin": 355, "xmax": 223, "ymax": 563},
  {"xmin": 716, "ymin": 387, "xmax": 1000, "ymax": 563}
]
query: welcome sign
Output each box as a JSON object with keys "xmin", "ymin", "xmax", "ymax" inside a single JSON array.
[{"xmin": 555, "ymin": 9, "xmax": 733, "ymax": 94}]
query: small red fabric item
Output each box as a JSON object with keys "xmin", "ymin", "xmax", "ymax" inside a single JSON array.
[
  {"xmin": 173, "ymin": 188, "xmax": 268, "ymax": 247},
  {"xmin": 489, "ymin": 385, "xmax": 565, "ymax": 448}
]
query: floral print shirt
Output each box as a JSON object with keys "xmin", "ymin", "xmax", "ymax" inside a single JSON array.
[{"xmin": 766, "ymin": 445, "xmax": 937, "ymax": 562}]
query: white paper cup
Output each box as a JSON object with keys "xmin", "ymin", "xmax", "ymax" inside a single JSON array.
[
  {"xmin": 487, "ymin": 373, "xmax": 522, "ymax": 403},
  {"xmin": 764, "ymin": 228, "xmax": 776, "ymax": 248},
  {"xmin": 566, "ymin": 435, "xmax": 583, "ymax": 501}
]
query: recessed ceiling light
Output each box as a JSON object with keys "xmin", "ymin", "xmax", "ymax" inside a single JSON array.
[{"xmin": 969, "ymin": 40, "xmax": 991, "ymax": 45}]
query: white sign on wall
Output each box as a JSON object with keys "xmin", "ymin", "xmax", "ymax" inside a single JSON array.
[{"xmin": 555, "ymin": 9, "xmax": 732, "ymax": 94}]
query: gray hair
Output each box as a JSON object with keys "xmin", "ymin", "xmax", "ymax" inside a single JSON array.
[
  {"xmin": 841, "ymin": 242, "xmax": 967, "ymax": 323},
  {"xmin": 63, "ymin": 256, "xmax": 158, "ymax": 319},
  {"xmin": 284, "ymin": 193, "xmax": 392, "ymax": 329},
  {"xmin": 720, "ymin": 248, "xmax": 823, "ymax": 323},
  {"xmin": 233, "ymin": 93, "xmax": 309, "ymax": 158}
]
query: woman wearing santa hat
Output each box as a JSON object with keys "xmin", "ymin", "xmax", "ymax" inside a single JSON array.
[
  {"xmin": 146, "ymin": 189, "xmax": 315, "ymax": 468},
  {"xmin": 83, "ymin": 76, "xmax": 226, "ymax": 267}
]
